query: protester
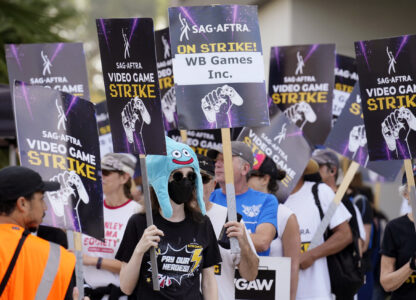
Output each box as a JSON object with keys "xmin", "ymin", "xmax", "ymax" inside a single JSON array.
[
  {"xmin": 284, "ymin": 158, "xmax": 352, "ymax": 300},
  {"xmin": 380, "ymin": 170, "xmax": 416, "ymax": 299},
  {"xmin": 116, "ymin": 137, "xmax": 221, "ymax": 299},
  {"xmin": 208, "ymin": 141, "xmax": 278, "ymax": 256},
  {"xmin": 0, "ymin": 166, "xmax": 76, "ymax": 299},
  {"xmin": 198, "ymin": 154, "xmax": 259, "ymax": 300},
  {"xmin": 82, "ymin": 153, "xmax": 141, "ymax": 299},
  {"xmin": 248, "ymin": 156, "xmax": 301, "ymax": 300},
  {"xmin": 311, "ymin": 149, "xmax": 366, "ymax": 299},
  {"xmin": 312, "ymin": 150, "xmax": 366, "ymax": 253}
]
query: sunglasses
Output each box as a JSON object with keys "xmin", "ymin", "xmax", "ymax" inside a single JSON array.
[
  {"xmin": 201, "ymin": 174, "xmax": 213, "ymax": 184},
  {"xmin": 248, "ymin": 171, "xmax": 265, "ymax": 178},
  {"xmin": 102, "ymin": 170, "xmax": 123, "ymax": 176},
  {"xmin": 171, "ymin": 171, "xmax": 197, "ymax": 183}
]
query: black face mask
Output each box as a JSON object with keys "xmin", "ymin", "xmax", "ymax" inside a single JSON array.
[
  {"xmin": 168, "ymin": 178, "xmax": 195, "ymax": 204},
  {"xmin": 303, "ymin": 172, "xmax": 322, "ymax": 183}
]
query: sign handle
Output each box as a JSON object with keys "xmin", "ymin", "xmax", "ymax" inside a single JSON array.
[
  {"xmin": 404, "ymin": 159, "xmax": 416, "ymax": 231},
  {"xmin": 309, "ymin": 161, "xmax": 360, "ymax": 250},
  {"xmin": 139, "ymin": 154, "xmax": 160, "ymax": 291},
  {"xmin": 66, "ymin": 230, "xmax": 84, "ymax": 300},
  {"xmin": 180, "ymin": 130, "xmax": 188, "ymax": 143},
  {"xmin": 221, "ymin": 128, "xmax": 240, "ymax": 254}
]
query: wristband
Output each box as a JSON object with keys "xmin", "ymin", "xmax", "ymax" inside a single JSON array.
[
  {"xmin": 96, "ymin": 257, "xmax": 103, "ymax": 269},
  {"xmin": 410, "ymin": 255, "xmax": 416, "ymax": 271}
]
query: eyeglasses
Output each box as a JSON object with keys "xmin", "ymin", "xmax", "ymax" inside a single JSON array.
[
  {"xmin": 201, "ymin": 174, "xmax": 213, "ymax": 184},
  {"xmin": 171, "ymin": 171, "xmax": 197, "ymax": 183}
]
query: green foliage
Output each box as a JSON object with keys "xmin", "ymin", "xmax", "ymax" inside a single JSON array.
[{"xmin": 0, "ymin": 0, "xmax": 77, "ymax": 83}]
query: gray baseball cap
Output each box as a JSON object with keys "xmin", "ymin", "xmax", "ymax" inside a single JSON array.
[
  {"xmin": 312, "ymin": 149, "xmax": 340, "ymax": 170},
  {"xmin": 102, "ymin": 153, "xmax": 137, "ymax": 177},
  {"xmin": 207, "ymin": 141, "xmax": 254, "ymax": 169}
]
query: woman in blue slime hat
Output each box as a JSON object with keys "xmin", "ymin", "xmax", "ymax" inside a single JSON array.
[{"xmin": 116, "ymin": 137, "xmax": 221, "ymax": 300}]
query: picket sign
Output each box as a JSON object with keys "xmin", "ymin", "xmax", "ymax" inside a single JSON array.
[
  {"xmin": 66, "ymin": 230, "xmax": 84, "ymax": 299},
  {"xmin": 139, "ymin": 154, "xmax": 160, "ymax": 291},
  {"xmin": 309, "ymin": 161, "xmax": 360, "ymax": 250},
  {"xmin": 404, "ymin": 159, "xmax": 416, "ymax": 231},
  {"xmin": 221, "ymin": 128, "xmax": 240, "ymax": 254},
  {"xmin": 180, "ymin": 130, "xmax": 187, "ymax": 143}
]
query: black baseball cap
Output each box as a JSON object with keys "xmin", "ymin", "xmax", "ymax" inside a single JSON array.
[
  {"xmin": 197, "ymin": 155, "xmax": 215, "ymax": 177},
  {"xmin": 255, "ymin": 156, "xmax": 286, "ymax": 180},
  {"xmin": 0, "ymin": 166, "xmax": 60, "ymax": 201}
]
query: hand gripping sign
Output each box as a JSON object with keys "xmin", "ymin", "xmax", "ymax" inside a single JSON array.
[
  {"xmin": 96, "ymin": 18, "xmax": 166, "ymax": 155},
  {"xmin": 47, "ymin": 171, "xmax": 89, "ymax": 232},
  {"xmin": 169, "ymin": 5, "xmax": 270, "ymax": 253},
  {"xmin": 201, "ymin": 85, "xmax": 244, "ymax": 125},
  {"xmin": 13, "ymin": 81, "xmax": 104, "ymax": 241},
  {"xmin": 283, "ymin": 102, "xmax": 317, "ymax": 129},
  {"xmin": 121, "ymin": 96, "xmax": 151, "ymax": 145}
]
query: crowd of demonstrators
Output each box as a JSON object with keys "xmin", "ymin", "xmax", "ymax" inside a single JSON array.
[
  {"xmin": 3, "ymin": 142, "xmax": 412, "ymax": 300},
  {"xmin": 208, "ymin": 141, "xmax": 279, "ymax": 256},
  {"xmin": 247, "ymin": 156, "xmax": 301, "ymax": 300},
  {"xmin": 116, "ymin": 137, "xmax": 221, "ymax": 299},
  {"xmin": 82, "ymin": 153, "xmax": 141, "ymax": 299},
  {"xmin": 285, "ymin": 157, "xmax": 353, "ymax": 300},
  {"xmin": 0, "ymin": 166, "xmax": 76, "ymax": 299},
  {"xmin": 380, "ymin": 170, "xmax": 416, "ymax": 300},
  {"xmin": 197, "ymin": 154, "xmax": 259, "ymax": 300}
]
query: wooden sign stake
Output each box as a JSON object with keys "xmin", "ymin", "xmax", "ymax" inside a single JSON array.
[
  {"xmin": 139, "ymin": 154, "xmax": 160, "ymax": 291},
  {"xmin": 180, "ymin": 130, "xmax": 188, "ymax": 143},
  {"xmin": 221, "ymin": 128, "xmax": 240, "ymax": 254}
]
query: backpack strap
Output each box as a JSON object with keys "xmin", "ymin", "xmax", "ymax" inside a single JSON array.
[
  {"xmin": 312, "ymin": 183, "xmax": 325, "ymax": 220},
  {"xmin": 0, "ymin": 229, "xmax": 31, "ymax": 296}
]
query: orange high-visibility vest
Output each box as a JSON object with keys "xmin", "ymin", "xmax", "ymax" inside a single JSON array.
[{"xmin": 0, "ymin": 224, "xmax": 76, "ymax": 300}]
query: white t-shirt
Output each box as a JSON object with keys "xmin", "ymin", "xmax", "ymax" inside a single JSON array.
[
  {"xmin": 284, "ymin": 181, "xmax": 351, "ymax": 300},
  {"xmin": 206, "ymin": 203, "xmax": 258, "ymax": 300},
  {"xmin": 82, "ymin": 199, "xmax": 141, "ymax": 294},
  {"xmin": 269, "ymin": 204, "xmax": 294, "ymax": 257}
]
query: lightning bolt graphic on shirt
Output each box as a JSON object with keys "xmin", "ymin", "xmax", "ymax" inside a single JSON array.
[{"xmin": 190, "ymin": 248, "xmax": 203, "ymax": 272}]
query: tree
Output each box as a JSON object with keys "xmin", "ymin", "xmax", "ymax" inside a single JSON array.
[{"xmin": 0, "ymin": 0, "xmax": 78, "ymax": 83}]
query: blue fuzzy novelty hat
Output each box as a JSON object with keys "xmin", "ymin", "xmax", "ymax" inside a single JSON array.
[{"xmin": 146, "ymin": 137, "xmax": 205, "ymax": 218}]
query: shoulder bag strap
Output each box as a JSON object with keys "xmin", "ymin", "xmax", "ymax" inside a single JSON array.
[
  {"xmin": 0, "ymin": 229, "xmax": 31, "ymax": 296},
  {"xmin": 312, "ymin": 183, "xmax": 325, "ymax": 220}
]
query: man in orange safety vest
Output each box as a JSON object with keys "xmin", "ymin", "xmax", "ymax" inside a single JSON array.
[{"xmin": 0, "ymin": 166, "xmax": 76, "ymax": 299}]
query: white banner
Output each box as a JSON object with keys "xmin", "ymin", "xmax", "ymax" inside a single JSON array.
[{"xmin": 172, "ymin": 52, "xmax": 265, "ymax": 85}]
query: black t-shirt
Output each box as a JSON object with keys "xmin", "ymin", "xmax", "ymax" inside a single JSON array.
[
  {"xmin": 355, "ymin": 196, "xmax": 373, "ymax": 225},
  {"xmin": 116, "ymin": 212, "xmax": 222, "ymax": 300},
  {"xmin": 381, "ymin": 215, "xmax": 416, "ymax": 300}
]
